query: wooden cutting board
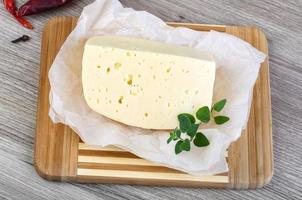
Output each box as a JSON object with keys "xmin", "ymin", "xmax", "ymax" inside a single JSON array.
[{"xmin": 35, "ymin": 16, "xmax": 273, "ymax": 189}]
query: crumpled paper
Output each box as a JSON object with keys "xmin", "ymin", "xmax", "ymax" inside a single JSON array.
[{"xmin": 48, "ymin": 0, "xmax": 266, "ymax": 175}]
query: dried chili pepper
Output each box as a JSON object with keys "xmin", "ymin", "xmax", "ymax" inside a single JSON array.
[
  {"xmin": 3, "ymin": 0, "xmax": 15, "ymax": 14},
  {"xmin": 3, "ymin": 0, "xmax": 18, "ymax": 16},
  {"xmin": 15, "ymin": 16, "xmax": 33, "ymax": 29},
  {"xmin": 3, "ymin": 0, "xmax": 33, "ymax": 29},
  {"xmin": 17, "ymin": 0, "xmax": 72, "ymax": 17}
]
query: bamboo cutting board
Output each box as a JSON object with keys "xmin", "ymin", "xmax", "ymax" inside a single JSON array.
[{"xmin": 35, "ymin": 17, "xmax": 273, "ymax": 189}]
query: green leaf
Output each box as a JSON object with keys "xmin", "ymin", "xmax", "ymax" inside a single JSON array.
[
  {"xmin": 167, "ymin": 136, "xmax": 173, "ymax": 144},
  {"xmin": 170, "ymin": 129, "xmax": 181, "ymax": 141},
  {"xmin": 178, "ymin": 115, "xmax": 192, "ymax": 132},
  {"xmin": 214, "ymin": 116, "xmax": 230, "ymax": 125},
  {"xmin": 193, "ymin": 132, "xmax": 210, "ymax": 147},
  {"xmin": 212, "ymin": 99, "xmax": 227, "ymax": 112},
  {"xmin": 178, "ymin": 113, "xmax": 196, "ymax": 124},
  {"xmin": 175, "ymin": 140, "xmax": 183, "ymax": 154},
  {"xmin": 175, "ymin": 129, "xmax": 181, "ymax": 138},
  {"xmin": 196, "ymin": 106, "xmax": 210, "ymax": 123},
  {"xmin": 186, "ymin": 124, "xmax": 199, "ymax": 137},
  {"xmin": 180, "ymin": 139, "xmax": 191, "ymax": 151},
  {"xmin": 170, "ymin": 130, "xmax": 176, "ymax": 139}
]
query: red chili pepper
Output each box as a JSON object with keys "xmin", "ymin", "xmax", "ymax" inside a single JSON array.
[
  {"xmin": 3, "ymin": 0, "xmax": 16, "ymax": 15},
  {"xmin": 3, "ymin": 0, "xmax": 33, "ymax": 29},
  {"xmin": 17, "ymin": 0, "xmax": 72, "ymax": 17},
  {"xmin": 15, "ymin": 16, "xmax": 33, "ymax": 29}
]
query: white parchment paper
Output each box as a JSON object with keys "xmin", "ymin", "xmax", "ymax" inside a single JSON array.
[{"xmin": 48, "ymin": 0, "xmax": 266, "ymax": 175}]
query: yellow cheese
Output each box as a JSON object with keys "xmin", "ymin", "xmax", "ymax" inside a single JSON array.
[{"xmin": 82, "ymin": 36, "xmax": 216, "ymax": 129}]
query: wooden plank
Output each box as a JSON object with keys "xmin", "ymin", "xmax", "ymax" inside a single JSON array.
[
  {"xmin": 78, "ymin": 155, "xmax": 164, "ymax": 166},
  {"xmin": 77, "ymin": 162, "xmax": 229, "ymax": 175},
  {"xmin": 226, "ymin": 26, "xmax": 273, "ymax": 189},
  {"xmin": 78, "ymin": 143, "xmax": 228, "ymax": 158},
  {"xmin": 76, "ymin": 175, "xmax": 228, "ymax": 188},
  {"xmin": 77, "ymin": 169, "xmax": 229, "ymax": 184},
  {"xmin": 226, "ymin": 26, "xmax": 251, "ymax": 189},
  {"xmin": 34, "ymin": 17, "xmax": 79, "ymax": 181},
  {"xmin": 34, "ymin": 17, "xmax": 272, "ymax": 188},
  {"xmin": 168, "ymin": 22, "xmax": 226, "ymax": 32}
]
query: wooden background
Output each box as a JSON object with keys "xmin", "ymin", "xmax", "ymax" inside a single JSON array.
[{"xmin": 0, "ymin": 0, "xmax": 301, "ymax": 199}]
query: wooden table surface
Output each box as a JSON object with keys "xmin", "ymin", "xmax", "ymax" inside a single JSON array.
[{"xmin": 0, "ymin": 0, "xmax": 301, "ymax": 199}]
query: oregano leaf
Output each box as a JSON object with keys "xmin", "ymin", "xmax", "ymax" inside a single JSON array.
[
  {"xmin": 212, "ymin": 99, "xmax": 227, "ymax": 112},
  {"xmin": 214, "ymin": 116, "xmax": 230, "ymax": 125},
  {"xmin": 170, "ymin": 130, "xmax": 177, "ymax": 140},
  {"xmin": 186, "ymin": 124, "xmax": 199, "ymax": 137},
  {"xmin": 178, "ymin": 113, "xmax": 196, "ymax": 124},
  {"xmin": 175, "ymin": 129, "xmax": 181, "ymax": 138},
  {"xmin": 167, "ymin": 136, "xmax": 173, "ymax": 144},
  {"xmin": 196, "ymin": 106, "xmax": 210, "ymax": 123},
  {"xmin": 178, "ymin": 115, "xmax": 192, "ymax": 132},
  {"xmin": 181, "ymin": 139, "xmax": 191, "ymax": 151},
  {"xmin": 175, "ymin": 140, "xmax": 183, "ymax": 154},
  {"xmin": 193, "ymin": 132, "xmax": 210, "ymax": 147}
]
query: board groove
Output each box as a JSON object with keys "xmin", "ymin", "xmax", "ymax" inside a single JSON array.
[
  {"xmin": 78, "ymin": 149, "xmax": 139, "ymax": 158},
  {"xmin": 35, "ymin": 17, "xmax": 273, "ymax": 189}
]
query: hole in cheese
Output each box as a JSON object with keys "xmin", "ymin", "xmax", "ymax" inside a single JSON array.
[
  {"xmin": 114, "ymin": 62, "xmax": 121, "ymax": 70},
  {"xmin": 106, "ymin": 67, "xmax": 110, "ymax": 73},
  {"xmin": 127, "ymin": 75, "xmax": 133, "ymax": 85},
  {"xmin": 118, "ymin": 96, "xmax": 124, "ymax": 104}
]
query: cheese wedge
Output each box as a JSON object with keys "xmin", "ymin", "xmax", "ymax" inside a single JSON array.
[{"xmin": 82, "ymin": 36, "xmax": 216, "ymax": 130}]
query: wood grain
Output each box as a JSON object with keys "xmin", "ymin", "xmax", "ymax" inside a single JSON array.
[
  {"xmin": 226, "ymin": 26, "xmax": 273, "ymax": 189},
  {"xmin": 34, "ymin": 16, "xmax": 272, "ymax": 189},
  {"xmin": 1, "ymin": 0, "xmax": 302, "ymax": 199},
  {"xmin": 35, "ymin": 17, "xmax": 79, "ymax": 181}
]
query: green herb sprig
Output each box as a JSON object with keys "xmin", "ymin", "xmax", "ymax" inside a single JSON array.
[{"xmin": 167, "ymin": 99, "xmax": 230, "ymax": 155}]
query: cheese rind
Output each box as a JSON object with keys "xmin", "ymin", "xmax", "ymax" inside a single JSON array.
[{"xmin": 82, "ymin": 36, "xmax": 216, "ymax": 130}]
